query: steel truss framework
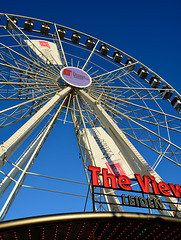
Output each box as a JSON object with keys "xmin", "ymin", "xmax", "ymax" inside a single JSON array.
[{"xmin": 0, "ymin": 13, "xmax": 180, "ymax": 220}]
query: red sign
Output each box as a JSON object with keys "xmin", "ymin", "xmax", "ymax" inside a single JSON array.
[
  {"xmin": 88, "ymin": 165, "xmax": 181, "ymax": 198},
  {"xmin": 39, "ymin": 41, "xmax": 50, "ymax": 48},
  {"xmin": 63, "ymin": 69, "xmax": 72, "ymax": 77}
]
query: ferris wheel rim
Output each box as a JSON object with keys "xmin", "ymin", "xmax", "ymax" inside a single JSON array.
[
  {"xmin": 0, "ymin": 13, "xmax": 180, "ymax": 220},
  {"xmin": 0, "ymin": 12, "xmax": 180, "ymax": 99},
  {"xmin": 0, "ymin": 13, "xmax": 180, "ymax": 164}
]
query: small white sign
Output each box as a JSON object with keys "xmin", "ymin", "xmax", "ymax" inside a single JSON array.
[{"xmin": 25, "ymin": 39, "xmax": 62, "ymax": 65}]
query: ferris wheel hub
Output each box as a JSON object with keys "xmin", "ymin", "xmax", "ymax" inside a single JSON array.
[{"xmin": 60, "ymin": 67, "xmax": 92, "ymax": 88}]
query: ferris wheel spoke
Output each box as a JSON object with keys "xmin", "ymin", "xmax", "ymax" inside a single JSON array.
[
  {"xmin": 114, "ymin": 99, "xmax": 179, "ymax": 133},
  {"xmin": 121, "ymin": 113, "xmax": 181, "ymax": 134},
  {"xmin": 82, "ymin": 40, "xmax": 99, "ymax": 71},
  {"xmin": 0, "ymin": 96, "xmax": 52, "ymax": 129},
  {"xmin": 124, "ymin": 131, "xmax": 181, "ymax": 166},
  {"xmin": 0, "ymin": 81, "xmax": 58, "ymax": 87},
  {"xmin": 91, "ymin": 66, "xmax": 164, "ymax": 105},
  {"xmin": 92, "ymin": 62, "xmax": 137, "ymax": 83},
  {"xmin": 76, "ymin": 94, "xmax": 99, "ymax": 128},
  {"xmin": 0, "ymin": 97, "xmax": 68, "ymax": 221},
  {"xmin": 0, "ymin": 60, "xmax": 60, "ymax": 100},
  {"xmin": 0, "ymin": 88, "xmax": 64, "ymax": 130},
  {"xmin": 0, "ymin": 89, "xmax": 59, "ymax": 114},
  {"xmin": 81, "ymin": 86, "xmax": 181, "ymax": 166},
  {"xmin": 0, "ymin": 79, "xmax": 59, "ymax": 100},
  {"xmin": 78, "ymin": 89, "xmax": 155, "ymax": 174},
  {"xmin": 63, "ymin": 93, "xmax": 72, "ymax": 124},
  {"xmin": 90, "ymin": 82, "xmax": 162, "ymax": 101},
  {"xmin": 100, "ymin": 96, "xmax": 180, "ymax": 146},
  {"xmin": 4, "ymin": 28, "xmax": 59, "ymax": 75},
  {"xmin": 107, "ymin": 103, "xmax": 180, "ymax": 166},
  {"xmin": 88, "ymin": 88, "xmax": 181, "ymax": 132},
  {"xmin": 98, "ymin": 100, "xmax": 181, "ymax": 165},
  {"xmin": 54, "ymin": 24, "xmax": 68, "ymax": 67},
  {"xmin": 0, "ymin": 62, "xmax": 60, "ymax": 83},
  {"xmin": 86, "ymin": 84, "xmax": 181, "ymax": 167},
  {"xmin": 0, "ymin": 87, "xmax": 71, "ymax": 167},
  {"xmin": 0, "ymin": 42, "xmax": 60, "ymax": 81},
  {"xmin": 0, "ymin": 44, "xmax": 61, "ymax": 101},
  {"xmin": 4, "ymin": 15, "xmax": 60, "ymax": 76}
]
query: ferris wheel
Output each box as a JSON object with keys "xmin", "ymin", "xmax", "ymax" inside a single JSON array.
[{"xmin": 0, "ymin": 13, "xmax": 180, "ymax": 221}]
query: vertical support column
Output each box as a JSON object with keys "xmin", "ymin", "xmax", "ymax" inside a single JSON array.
[
  {"xmin": 0, "ymin": 97, "xmax": 67, "ymax": 220},
  {"xmin": 92, "ymin": 185, "xmax": 96, "ymax": 212},
  {"xmin": 78, "ymin": 89, "xmax": 149, "ymax": 175},
  {"xmin": 78, "ymin": 89, "xmax": 181, "ymax": 216}
]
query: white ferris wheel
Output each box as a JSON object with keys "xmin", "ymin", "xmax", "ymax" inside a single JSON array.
[{"xmin": 0, "ymin": 13, "xmax": 180, "ymax": 221}]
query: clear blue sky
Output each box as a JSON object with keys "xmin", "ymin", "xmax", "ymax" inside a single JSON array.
[{"xmin": 0, "ymin": 0, "xmax": 181, "ymax": 220}]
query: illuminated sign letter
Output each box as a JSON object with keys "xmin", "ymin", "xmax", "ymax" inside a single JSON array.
[
  {"xmin": 135, "ymin": 174, "xmax": 149, "ymax": 193},
  {"xmin": 169, "ymin": 184, "xmax": 181, "ymax": 198},
  {"xmin": 150, "ymin": 176, "xmax": 159, "ymax": 194},
  {"xmin": 88, "ymin": 165, "xmax": 101, "ymax": 186},
  {"xmin": 118, "ymin": 175, "xmax": 132, "ymax": 191},
  {"xmin": 102, "ymin": 168, "xmax": 117, "ymax": 188},
  {"xmin": 158, "ymin": 182, "xmax": 172, "ymax": 196}
]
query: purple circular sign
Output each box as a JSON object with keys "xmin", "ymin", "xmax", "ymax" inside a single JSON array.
[{"xmin": 60, "ymin": 67, "xmax": 92, "ymax": 88}]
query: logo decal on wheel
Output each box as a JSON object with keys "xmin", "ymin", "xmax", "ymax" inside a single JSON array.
[
  {"xmin": 63, "ymin": 69, "xmax": 72, "ymax": 77},
  {"xmin": 61, "ymin": 67, "xmax": 92, "ymax": 88},
  {"xmin": 39, "ymin": 41, "xmax": 51, "ymax": 48}
]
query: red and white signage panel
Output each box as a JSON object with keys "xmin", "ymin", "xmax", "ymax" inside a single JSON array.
[
  {"xmin": 81, "ymin": 127, "xmax": 135, "ymax": 178},
  {"xmin": 25, "ymin": 39, "xmax": 62, "ymax": 65}
]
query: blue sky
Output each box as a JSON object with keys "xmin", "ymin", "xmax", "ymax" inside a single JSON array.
[{"xmin": 0, "ymin": 0, "xmax": 181, "ymax": 220}]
